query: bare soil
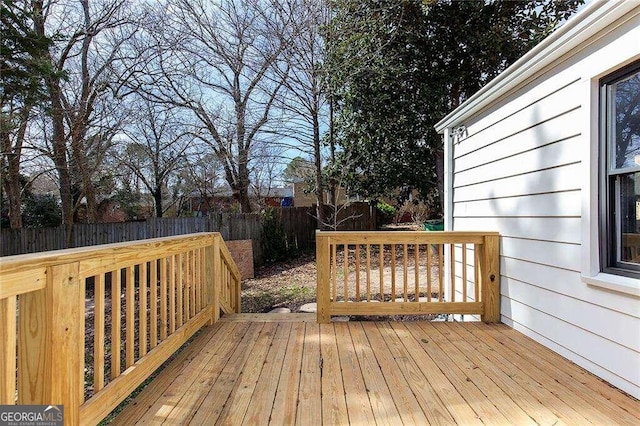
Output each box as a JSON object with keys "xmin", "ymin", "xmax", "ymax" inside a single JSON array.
[
  {"xmin": 242, "ymin": 253, "xmax": 318, "ymax": 313},
  {"xmin": 242, "ymin": 247, "xmax": 443, "ymax": 322}
]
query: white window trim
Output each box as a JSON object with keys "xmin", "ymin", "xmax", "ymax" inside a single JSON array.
[
  {"xmin": 580, "ymin": 71, "xmax": 640, "ymax": 298},
  {"xmin": 582, "ymin": 273, "xmax": 640, "ymax": 297}
]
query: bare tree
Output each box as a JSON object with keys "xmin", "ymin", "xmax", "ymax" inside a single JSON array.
[
  {"xmin": 181, "ymin": 152, "xmax": 225, "ymax": 215},
  {"xmin": 250, "ymin": 142, "xmax": 286, "ymax": 205},
  {"xmin": 117, "ymin": 97, "xmax": 193, "ymax": 217},
  {"xmin": 31, "ymin": 0, "xmax": 142, "ymax": 240},
  {"xmin": 136, "ymin": 0, "xmax": 292, "ymax": 213},
  {"xmin": 275, "ymin": 0, "xmax": 329, "ymax": 227}
]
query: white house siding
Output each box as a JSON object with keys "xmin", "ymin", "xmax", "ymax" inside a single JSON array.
[{"xmin": 442, "ymin": 6, "xmax": 640, "ymax": 398}]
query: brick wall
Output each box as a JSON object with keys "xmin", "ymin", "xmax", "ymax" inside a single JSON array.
[{"xmin": 224, "ymin": 239, "xmax": 254, "ymax": 280}]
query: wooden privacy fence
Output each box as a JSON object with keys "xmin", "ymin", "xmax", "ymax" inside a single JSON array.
[
  {"xmin": 0, "ymin": 214, "xmax": 263, "ymax": 257},
  {"xmin": 0, "ymin": 233, "xmax": 240, "ymax": 425},
  {"xmin": 316, "ymin": 231, "xmax": 500, "ymax": 323},
  {"xmin": 1, "ymin": 204, "xmax": 377, "ymax": 258}
]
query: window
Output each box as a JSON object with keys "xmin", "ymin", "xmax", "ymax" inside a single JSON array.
[{"xmin": 601, "ymin": 61, "xmax": 640, "ymax": 277}]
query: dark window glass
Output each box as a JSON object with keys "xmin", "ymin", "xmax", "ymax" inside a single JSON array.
[{"xmin": 602, "ymin": 62, "xmax": 640, "ymax": 275}]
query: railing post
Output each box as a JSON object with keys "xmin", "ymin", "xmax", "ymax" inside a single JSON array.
[
  {"xmin": 212, "ymin": 234, "xmax": 221, "ymax": 323},
  {"xmin": 480, "ymin": 235, "xmax": 500, "ymax": 323},
  {"xmin": 0, "ymin": 297, "xmax": 17, "ymax": 404},
  {"xmin": 235, "ymin": 272, "xmax": 242, "ymax": 314},
  {"xmin": 316, "ymin": 232, "xmax": 331, "ymax": 323},
  {"xmin": 18, "ymin": 262, "xmax": 83, "ymax": 425}
]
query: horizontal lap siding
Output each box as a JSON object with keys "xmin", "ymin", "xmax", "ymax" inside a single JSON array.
[{"xmin": 451, "ymin": 37, "xmax": 640, "ymax": 397}]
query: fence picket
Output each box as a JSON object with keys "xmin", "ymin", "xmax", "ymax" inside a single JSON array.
[{"xmin": 1, "ymin": 205, "xmax": 376, "ymax": 261}]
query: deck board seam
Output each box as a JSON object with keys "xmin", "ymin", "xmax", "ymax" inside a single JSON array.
[
  {"xmin": 187, "ymin": 322, "xmax": 266, "ymax": 425},
  {"xmin": 468, "ymin": 322, "xmax": 640, "ymax": 423},
  {"xmin": 159, "ymin": 322, "xmax": 249, "ymax": 425},
  {"xmin": 376, "ymin": 321, "xmax": 458, "ymax": 424},
  {"xmin": 445, "ymin": 322, "xmax": 561, "ymax": 425}
]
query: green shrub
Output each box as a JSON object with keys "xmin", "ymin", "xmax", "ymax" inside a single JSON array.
[
  {"xmin": 260, "ymin": 208, "xmax": 291, "ymax": 263},
  {"xmin": 376, "ymin": 200, "xmax": 395, "ymax": 225}
]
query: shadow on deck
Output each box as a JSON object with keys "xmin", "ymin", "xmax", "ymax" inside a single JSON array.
[{"xmin": 113, "ymin": 314, "xmax": 640, "ymax": 425}]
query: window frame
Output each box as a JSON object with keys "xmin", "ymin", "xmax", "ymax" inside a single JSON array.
[{"xmin": 599, "ymin": 60, "xmax": 640, "ymax": 278}]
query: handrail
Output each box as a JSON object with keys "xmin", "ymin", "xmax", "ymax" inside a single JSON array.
[
  {"xmin": 0, "ymin": 232, "xmax": 241, "ymax": 425},
  {"xmin": 316, "ymin": 231, "xmax": 500, "ymax": 323}
]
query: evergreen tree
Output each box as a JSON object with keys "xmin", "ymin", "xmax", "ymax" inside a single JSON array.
[
  {"xmin": 325, "ymin": 0, "xmax": 583, "ymax": 213},
  {"xmin": 0, "ymin": 0, "xmax": 57, "ymax": 106}
]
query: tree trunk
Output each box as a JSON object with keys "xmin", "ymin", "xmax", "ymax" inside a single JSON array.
[
  {"xmin": 328, "ymin": 94, "xmax": 337, "ymax": 207},
  {"xmin": 313, "ymin": 113, "xmax": 325, "ymax": 229},
  {"xmin": 237, "ymin": 154, "xmax": 252, "ymax": 213},
  {"xmin": 236, "ymin": 186, "xmax": 252, "ymax": 213},
  {"xmin": 71, "ymin": 132, "xmax": 98, "ymax": 222},
  {"xmin": 33, "ymin": 1, "xmax": 74, "ymax": 245},
  {"xmin": 2, "ymin": 162, "xmax": 22, "ymax": 229},
  {"xmin": 154, "ymin": 187, "xmax": 163, "ymax": 218},
  {"xmin": 0, "ymin": 107, "xmax": 29, "ymax": 229}
]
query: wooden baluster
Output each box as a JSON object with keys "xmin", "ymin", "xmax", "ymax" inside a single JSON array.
[
  {"xmin": 139, "ymin": 262, "xmax": 148, "ymax": 357},
  {"xmin": 343, "ymin": 244, "xmax": 348, "ymax": 302},
  {"xmin": 191, "ymin": 250, "xmax": 197, "ymax": 317},
  {"xmin": 150, "ymin": 259, "xmax": 158, "ymax": 349},
  {"xmin": 159, "ymin": 258, "xmax": 168, "ymax": 340},
  {"xmin": 403, "ymin": 243, "xmax": 408, "ymax": 302},
  {"xmin": 94, "ymin": 274, "xmax": 105, "ymax": 392},
  {"xmin": 379, "ymin": 244, "xmax": 384, "ymax": 301},
  {"xmin": 185, "ymin": 251, "xmax": 191, "ymax": 320},
  {"xmin": 426, "ymin": 243, "xmax": 432, "ymax": 302},
  {"xmin": 355, "ymin": 244, "xmax": 361, "ymax": 302},
  {"xmin": 195, "ymin": 248, "xmax": 202, "ymax": 312},
  {"xmin": 391, "ymin": 244, "xmax": 396, "ymax": 300},
  {"xmin": 438, "ymin": 244, "xmax": 444, "ymax": 302},
  {"xmin": 331, "ymin": 243, "xmax": 337, "ymax": 302},
  {"xmin": 228, "ymin": 268, "xmax": 232, "ymax": 310},
  {"xmin": 414, "ymin": 243, "xmax": 420, "ymax": 302},
  {"xmin": 235, "ymin": 259, "xmax": 241, "ymax": 313},
  {"xmin": 169, "ymin": 256, "xmax": 176, "ymax": 334},
  {"xmin": 366, "ymin": 244, "xmax": 371, "ymax": 302},
  {"xmin": 111, "ymin": 270, "xmax": 121, "ymax": 378},
  {"xmin": 474, "ymin": 245, "xmax": 480, "ymax": 303},
  {"xmin": 462, "ymin": 244, "xmax": 468, "ymax": 303},
  {"xmin": 450, "ymin": 244, "xmax": 456, "ymax": 302},
  {"xmin": 125, "ymin": 266, "xmax": 135, "ymax": 368},
  {"xmin": 176, "ymin": 254, "xmax": 183, "ymax": 328}
]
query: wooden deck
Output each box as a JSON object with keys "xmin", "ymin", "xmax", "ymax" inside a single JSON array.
[{"xmin": 113, "ymin": 314, "xmax": 640, "ymax": 425}]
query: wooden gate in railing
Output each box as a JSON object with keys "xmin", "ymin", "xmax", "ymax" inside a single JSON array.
[
  {"xmin": 316, "ymin": 231, "xmax": 500, "ymax": 323},
  {"xmin": 0, "ymin": 233, "xmax": 241, "ymax": 425}
]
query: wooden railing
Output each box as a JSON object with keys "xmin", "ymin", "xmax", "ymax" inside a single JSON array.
[
  {"xmin": 0, "ymin": 232, "xmax": 241, "ymax": 425},
  {"xmin": 316, "ymin": 231, "xmax": 500, "ymax": 323}
]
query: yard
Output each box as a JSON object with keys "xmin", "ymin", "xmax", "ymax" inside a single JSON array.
[
  {"xmin": 242, "ymin": 254, "xmax": 318, "ymax": 313},
  {"xmin": 242, "ymin": 238, "xmax": 445, "ymax": 321}
]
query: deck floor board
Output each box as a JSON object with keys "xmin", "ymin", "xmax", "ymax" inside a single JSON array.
[
  {"xmin": 113, "ymin": 315, "xmax": 640, "ymax": 425},
  {"xmin": 469, "ymin": 322, "xmax": 640, "ymax": 425}
]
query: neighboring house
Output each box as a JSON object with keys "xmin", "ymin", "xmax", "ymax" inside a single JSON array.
[
  {"xmin": 292, "ymin": 182, "xmax": 354, "ymax": 208},
  {"xmin": 435, "ymin": 0, "xmax": 639, "ymax": 398},
  {"xmin": 187, "ymin": 187, "xmax": 294, "ymax": 215},
  {"xmin": 265, "ymin": 187, "xmax": 294, "ymax": 207}
]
